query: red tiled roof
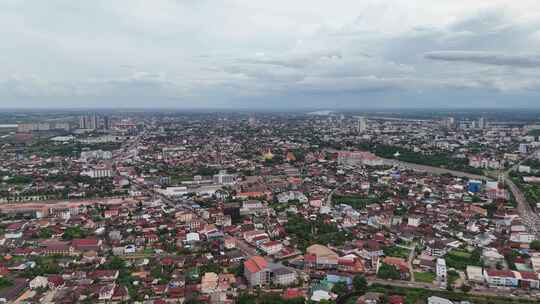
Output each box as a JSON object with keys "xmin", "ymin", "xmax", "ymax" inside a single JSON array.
[
  {"xmin": 262, "ymin": 240, "xmax": 280, "ymax": 247},
  {"xmin": 338, "ymin": 258, "xmax": 356, "ymax": 267},
  {"xmin": 519, "ymin": 272, "xmax": 539, "ymax": 280},
  {"xmin": 304, "ymin": 253, "xmax": 317, "ymax": 263},
  {"xmin": 6, "ymin": 222, "xmax": 24, "ymax": 231},
  {"xmin": 383, "ymin": 257, "xmax": 409, "ymax": 270},
  {"xmin": 487, "ymin": 270, "xmax": 515, "ymax": 278},
  {"xmin": 244, "ymin": 256, "xmax": 268, "ymax": 274},
  {"xmin": 47, "ymin": 275, "xmax": 64, "ymax": 287},
  {"xmin": 72, "ymin": 238, "xmax": 99, "ymax": 246},
  {"xmin": 283, "ymin": 288, "xmax": 304, "ymax": 300},
  {"xmin": 389, "ymin": 295, "xmax": 405, "ymax": 304}
]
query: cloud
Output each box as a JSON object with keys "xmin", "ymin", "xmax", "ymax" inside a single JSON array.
[
  {"xmin": 2, "ymin": 1, "xmax": 540, "ymax": 108},
  {"xmin": 424, "ymin": 51, "xmax": 540, "ymax": 68}
]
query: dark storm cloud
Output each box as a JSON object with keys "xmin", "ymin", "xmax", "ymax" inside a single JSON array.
[{"xmin": 424, "ymin": 51, "xmax": 540, "ymax": 68}]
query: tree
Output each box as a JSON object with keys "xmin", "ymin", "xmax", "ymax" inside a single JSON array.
[
  {"xmin": 353, "ymin": 275, "xmax": 368, "ymax": 294},
  {"xmin": 446, "ymin": 281, "xmax": 453, "ymax": 291},
  {"xmin": 0, "ymin": 278, "xmax": 12, "ymax": 288},
  {"xmin": 62, "ymin": 226, "xmax": 86, "ymax": 240},
  {"xmin": 39, "ymin": 228, "xmax": 53, "ymax": 239},
  {"xmin": 377, "ymin": 263, "xmax": 401, "ymax": 280},
  {"xmin": 331, "ymin": 281, "xmax": 348, "ymax": 296},
  {"xmin": 230, "ymin": 263, "xmax": 244, "ymax": 277},
  {"xmin": 103, "ymin": 256, "xmax": 126, "ymax": 270},
  {"xmin": 531, "ymin": 240, "xmax": 540, "ymax": 251},
  {"xmin": 461, "ymin": 285, "xmax": 472, "ymax": 293},
  {"xmin": 237, "ymin": 294, "xmax": 257, "ymax": 304}
]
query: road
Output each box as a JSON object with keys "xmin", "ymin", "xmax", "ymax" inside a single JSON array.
[
  {"xmin": 364, "ymin": 278, "xmax": 540, "ymax": 301},
  {"xmin": 336, "ymin": 278, "xmax": 540, "ymax": 303},
  {"xmin": 382, "ymin": 158, "xmax": 489, "ymax": 181},
  {"xmin": 406, "ymin": 245, "xmax": 416, "ymax": 283},
  {"xmin": 502, "ymin": 149, "xmax": 540, "ymax": 237}
]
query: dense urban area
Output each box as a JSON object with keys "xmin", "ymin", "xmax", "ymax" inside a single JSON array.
[{"xmin": 1, "ymin": 110, "xmax": 540, "ymax": 304}]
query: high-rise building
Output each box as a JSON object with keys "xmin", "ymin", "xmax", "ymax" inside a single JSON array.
[
  {"xmin": 79, "ymin": 116, "xmax": 87, "ymax": 129},
  {"xmin": 248, "ymin": 116, "xmax": 257, "ymax": 127},
  {"xmin": 17, "ymin": 122, "xmax": 70, "ymax": 133},
  {"xmin": 89, "ymin": 115, "xmax": 98, "ymax": 130},
  {"xmin": 444, "ymin": 117, "xmax": 455, "ymax": 129},
  {"xmin": 103, "ymin": 116, "xmax": 110, "ymax": 130},
  {"xmin": 478, "ymin": 117, "xmax": 486, "ymax": 129},
  {"xmin": 79, "ymin": 115, "xmax": 98, "ymax": 130},
  {"xmin": 358, "ymin": 116, "xmax": 367, "ymax": 133}
]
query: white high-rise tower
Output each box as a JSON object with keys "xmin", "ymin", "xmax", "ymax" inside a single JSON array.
[{"xmin": 358, "ymin": 116, "xmax": 367, "ymax": 133}]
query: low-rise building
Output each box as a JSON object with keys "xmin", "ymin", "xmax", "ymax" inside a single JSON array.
[
  {"xmin": 244, "ymin": 256, "xmax": 270, "ymax": 287},
  {"xmin": 272, "ymin": 267, "xmax": 297, "ymax": 286}
]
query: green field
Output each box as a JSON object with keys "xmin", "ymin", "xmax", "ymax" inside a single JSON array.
[
  {"xmin": 384, "ymin": 246, "xmax": 411, "ymax": 259},
  {"xmin": 445, "ymin": 249, "xmax": 481, "ymax": 270},
  {"xmin": 414, "ymin": 272, "xmax": 436, "ymax": 283},
  {"xmin": 333, "ymin": 194, "xmax": 378, "ymax": 209},
  {"xmin": 448, "ymin": 250, "xmax": 471, "ymax": 258}
]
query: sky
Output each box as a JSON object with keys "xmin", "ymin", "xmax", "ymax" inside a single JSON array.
[{"xmin": 2, "ymin": 0, "xmax": 540, "ymax": 109}]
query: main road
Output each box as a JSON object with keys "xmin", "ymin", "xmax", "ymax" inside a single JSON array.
[
  {"xmin": 502, "ymin": 149, "xmax": 540, "ymax": 237},
  {"xmin": 382, "ymin": 158, "xmax": 489, "ymax": 181}
]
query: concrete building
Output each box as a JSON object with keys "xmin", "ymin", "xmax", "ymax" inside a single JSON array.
[
  {"xmin": 272, "ymin": 267, "xmax": 297, "ymax": 286},
  {"xmin": 484, "ymin": 270, "xmax": 518, "ymax": 287},
  {"xmin": 358, "ymin": 116, "xmax": 367, "ymax": 133},
  {"xmin": 201, "ymin": 272, "xmax": 219, "ymax": 294},
  {"xmin": 436, "ymin": 258, "xmax": 447, "ymax": 282},
  {"xmin": 305, "ymin": 244, "xmax": 338, "ymax": 268},
  {"xmin": 510, "ymin": 232, "xmax": 535, "ymax": 244},
  {"xmin": 29, "ymin": 276, "xmax": 48, "ymax": 289},
  {"xmin": 213, "ymin": 170, "xmax": 236, "ymax": 185},
  {"xmin": 79, "ymin": 115, "xmax": 98, "ymax": 130},
  {"xmin": 259, "ymin": 241, "xmax": 283, "ymax": 255},
  {"xmin": 80, "ymin": 150, "xmax": 113, "ymax": 162},
  {"xmin": 466, "ymin": 266, "xmax": 484, "ymax": 283},
  {"xmin": 244, "ymin": 256, "xmax": 270, "ymax": 287},
  {"xmin": 407, "ymin": 216, "xmax": 421, "ymax": 227},
  {"xmin": 81, "ymin": 164, "xmax": 113, "ymax": 179},
  {"xmin": 337, "ymin": 151, "xmax": 383, "ymax": 167},
  {"xmin": 478, "ymin": 117, "xmax": 486, "ymax": 129},
  {"xmin": 427, "ymin": 296, "xmax": 453, "ymax": 304}
]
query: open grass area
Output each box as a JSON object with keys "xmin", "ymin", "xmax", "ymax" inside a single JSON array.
[
  {"xmin": 445, "ymin": 249, "xmax": 481, "ymax": 270},
  {"xmin": 143, "ymin": 248, "xmax": 154, "ymax": 255},
  {"xmin": 448, "ymin": 250, "xmax": 471, "ymax": 259},
  {"xmin": 414, "ymin": 272, "xmax": 436, "ymax": 283},
  {"xmin": 333, "ymin": 194, "xmax": 378, "ymax": 210},
  {"xmin": 384, "ymin": 246, "xmax": 411, "ymax": 259}
]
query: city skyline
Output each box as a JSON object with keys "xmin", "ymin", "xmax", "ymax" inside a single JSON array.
[{"xmin": 2, "ymin": 1, "xmax": 540, "ymax": 108}]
